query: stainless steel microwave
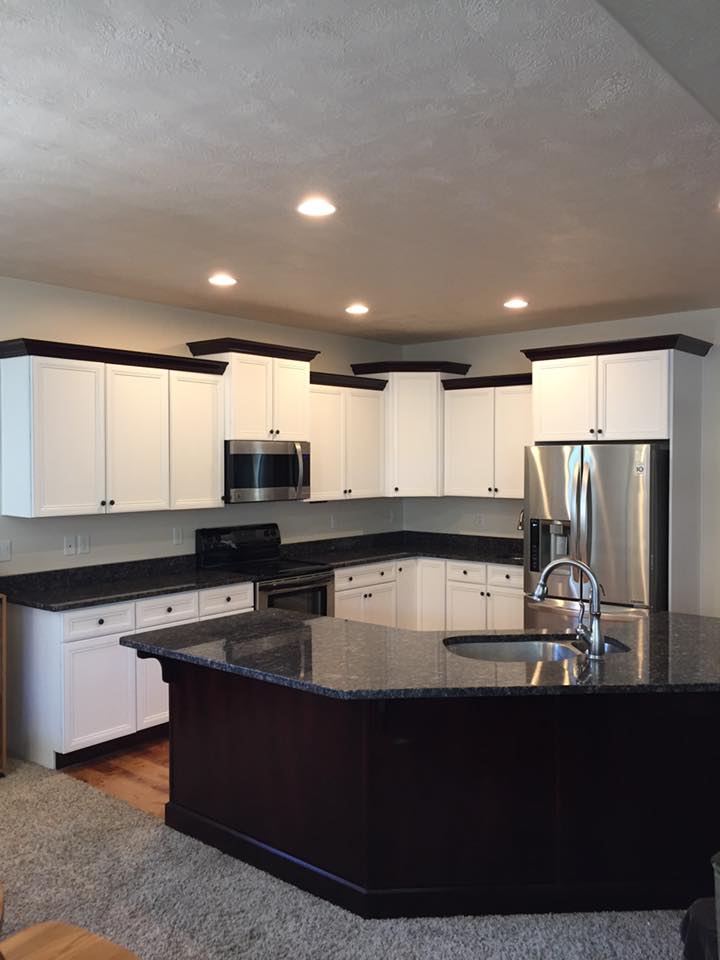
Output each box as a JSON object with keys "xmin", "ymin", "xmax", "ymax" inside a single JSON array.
[{"xmin": 224, "ymin": 440, "xmax": 310, "ymax": 503}]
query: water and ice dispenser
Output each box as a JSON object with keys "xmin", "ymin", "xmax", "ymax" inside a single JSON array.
[{"xmin": 528, "ymin": 519, "xmax": 572, "ymax": 572}]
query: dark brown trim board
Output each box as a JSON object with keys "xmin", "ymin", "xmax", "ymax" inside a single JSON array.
[
  {"xmin": 187, "ymin": 337, "xmax": 320, "ymax": 362},
  {"xmin": 0, "ymin": 339, "xmax": 228, "ymax": 375},
  {"xmin": 350, "ymin": 360, "xmax": 471, "ymax": 375},
  {"xmin": 310, "ymin": 372, "xmax": 387, "ymax": 391},
  {"xmin": 442, "ymin": 373, "xmax": 532, "ymax": 390},
  {"xmin": 522, "ymin": 334, "xmax": 712, "ymax": 362}
]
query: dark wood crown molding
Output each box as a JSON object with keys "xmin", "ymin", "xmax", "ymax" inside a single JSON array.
[
  {"xmin": 0, "ymin": 338, "xmax": 228, "ymax": 375},
  {"xmin": 522, "ymin": 334, "xmax": 712, "ymax": 362},
  {"xmin": 310, "ymin": 372, "xmax": 387, "ymax": 391},
  {"xmin": 187, "ymin": 337, "xmax": 320, "ymax": 362},
  {"xmin": 442, "ymin": 373, "xmax": 532, "ymax": 390},
  {"xmin": 350, "ymin": 360, "xmax": 471, "ymax": 375}
]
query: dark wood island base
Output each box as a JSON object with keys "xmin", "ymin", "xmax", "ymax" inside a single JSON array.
[{"xmin": 161, "ymin": 658, "xmax": 720, "ymax": 918}]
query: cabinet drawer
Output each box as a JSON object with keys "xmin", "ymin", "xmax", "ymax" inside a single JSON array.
[
  {"xmin": 135, "ymin": 591, "xmax": 199, "ymax": 629},
  {"xmin": 63, "ymin": 602, "xmax": 135, "ymax": 642},
  {"xmin": 199, "ymin": 583, "xmax": 254, "ymax": 618},
  {"xmin": 446, "ymin": 561, "xmax": 486, "ymax": 585},
  {"xmin": 487, "ymin": 564, "xmax": 523, "ymax": 590},
  {"xmin": 335, "ymin": 562, "xmax": 397, "ymax": 591}
]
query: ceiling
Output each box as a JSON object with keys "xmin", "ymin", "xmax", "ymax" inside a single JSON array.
[{"xmin": 2, "ymin": 0, "xmax": 720, "ymax": 344}]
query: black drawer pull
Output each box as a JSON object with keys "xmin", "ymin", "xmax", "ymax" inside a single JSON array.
[
  {"xmin": 226, "ymin": 596, "xmax": 232, "ymax": 602},
  {"xmin": 100, "ymin": 500, "xmax": 106, "ymax": 507},
  {"xmin": 348, "ymin": 576, "xmax": 353, "ymax": 582},
  {"xmin": 463, "ymin": 570, "xmax": 468, "ymax": 575},
  {"xmin": 98, "ymin": 618, "xmax": 105, "ymax": 625},
  {"xmin": 167, "ymin": 606, "xmax": 173, "ymax": 613},
  {"xmin": 505, "ymin": 573, "xmax": 510, "ymax": 579},
  {"xmin": 380, "ymin": 571, "xmax": 384, "ymax": 576}
]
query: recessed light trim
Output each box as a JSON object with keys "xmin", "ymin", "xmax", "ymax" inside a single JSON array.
[
  {"xmin": 297, "ymin": 196, "xmax": 336, "ymax": 217},
  {"xmin": 345, "ymin": 302, "xmax": 369, "ymax": 315},
  {"xmin": 504, "ymin": 297, "xmax": 529, "ymax": 309},
  {"xmin": 208, "ymin": 272, "xmax": 237, "ymax": 287}
]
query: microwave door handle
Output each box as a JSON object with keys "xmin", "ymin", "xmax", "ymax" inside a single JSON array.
[{"xmin": 293, "ymin": 441, "xmax": 303, "ymax": 498}]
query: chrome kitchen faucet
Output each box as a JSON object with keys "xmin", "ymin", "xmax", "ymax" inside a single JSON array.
[{"xmin": 531, "ymin": 558, "xmax": 605, "ymax": 659}]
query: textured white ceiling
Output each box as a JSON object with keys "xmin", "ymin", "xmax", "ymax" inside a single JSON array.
[{"xmin": 1, "ymin": 0, "xmax": 720, "ymax": 343}]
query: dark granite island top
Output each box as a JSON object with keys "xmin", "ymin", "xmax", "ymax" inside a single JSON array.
[
  {"xmin": 121, "ymin": 609, "xmax": 720, "ymax": 919},
  {"xmin": 120, "ymin": 608, "xmax": 720, "ymax": 699}
]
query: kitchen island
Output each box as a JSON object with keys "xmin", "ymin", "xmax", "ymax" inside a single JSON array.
[{"xmin": 122, "ymin": 610, "xmax": 720, "ymax": 917}]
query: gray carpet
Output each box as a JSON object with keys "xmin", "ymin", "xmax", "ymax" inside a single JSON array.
[{"xmin": 0, "ymin": 760, "xmax": 682, "ymax": 959}]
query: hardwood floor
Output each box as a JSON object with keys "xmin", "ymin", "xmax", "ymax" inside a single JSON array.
[{"xmin": 64, "ymin": 737, "xmax": 169, "ymax": 818}]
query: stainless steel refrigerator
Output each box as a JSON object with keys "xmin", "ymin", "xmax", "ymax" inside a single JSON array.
[{"xmin": 523, "ymin": 442, "xmax": 669, "ymax": 632}]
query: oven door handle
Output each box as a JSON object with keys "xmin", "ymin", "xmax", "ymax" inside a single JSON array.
[
  {"xmin": 294, "ymin": 441, "xmax": 304, "ymax": 499},
  {"xmin": 258, "ymin": 573, "xmax": 334, "ymax": 593}
]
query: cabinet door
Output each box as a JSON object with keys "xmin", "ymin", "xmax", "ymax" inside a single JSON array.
[
  {"xmin": 62, "ymin": 634, "xmax": 136, "ymax": 752},
  {"xmin": 273, "ymin": 358, "xmax": 310, "ymax": 441},
  {"xmin": 346, "ymin": 389, "xmax": 385, "ymax": 499},
  {"xmin": 32, "ymin": 357, "xmax": 106, "ymax": 516},
  {"xmin": 417, "ymin": 558, "xmax": 446, "ymax": 630},
  {"xmin": 105, "ymin": 365, "xmax": 169, "ymax": 512},
  {"xmin": 444, "ymin": 388, "xmax": 494, "ymax": 496},
  {"xmin": 446, "ymin": 581, "xmax": 487, "ymax": 632},
  {"xmin": 486, "ymin": 586, "xmax": 525, "ymax": 630},
  {"xmin": 226, "ymin": 354, "xmax": 273, "ymax": 440},
  {"xmin": 364, "ymin": 581, "xmax": 398, "ymax": 627},
  {"xmin": 389, "ymin": 373, "xmax": 440, "ymax": 496},
  {"xmin": 494, "ymin": 385, "xmax": 532, "ymax": 499},
  {"xmin": 309, "ymin": 385, "xmax": 345, "ymax": 500},
  {"xmin": 136, "ymin": 656, "xmax": 169, "ymax": 729},
  {"xmin": 169, "ymin": 371, "xmax": 224, "ymax": 510},
  {"xmin": 334, "ymin": 587, "xmax": 367, "ymax": 623},
  {"xmin": 396, "ymin": 560, "xmax": 419, "ymax": 629},
  {"xmin": 597, "ymin": 350, "xmax": 669, "ymax": 441},
  {"xmin": 532, "ymin": 357, "xmax": 597, "ymax": 442}
]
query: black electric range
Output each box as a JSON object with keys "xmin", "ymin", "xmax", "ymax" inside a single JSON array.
[{"xmin": 196, "ymin": 524, "xmax": 335, "ymax": 616}]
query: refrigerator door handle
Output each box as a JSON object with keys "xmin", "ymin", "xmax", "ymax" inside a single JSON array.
[
  {"xmin": 570, "ymin": 456, "xmax": 582, "ymax": 583},
  {"xmin": 579, "ymin": 459, "xmax": 592, "ymax": 565}
]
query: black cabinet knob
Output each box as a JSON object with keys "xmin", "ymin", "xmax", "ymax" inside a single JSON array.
[
  {"xmin": 505, "ymin": 573, "xmax": 510, "ymax": 580},
  {"xmin": 589, "ymin": 428, "xmax": 595, "ymax": 434},
  {"xmin": 480, "ymin": 592, "xmax": 485, "ymax": 597},
  {"xmin": 487, "ymin": 592, "xmax": 491, "ymax": 597},
  {"xmin": 363, "ymin": 593, "xmax": 367, "ymax": 599},
  {"xmin": 226, "ymin": 596, "xmax": 231, "ymax": 602},
  {"xmin": 348, "ymin": 576, "xmax": 353, "ymax": 582},
  {"xmin": 463, "ymin": 570, "xmax": 467, "ymax": 575},
  {"xmin": 348, "ymin": 489, "xmax": 352, "ymax": 494},
  {"xmin": 167, "ymin": 607, "xmax": 173, "ymax": 613},
  {"xmin": 488, "ymin": 487, "xmax": 492, "ymax": 492},
  {"xmin": 380, "ymin": 571, "xmax": 384, "ymax": 576},
  {"xmin": 275, "ymin": 429, "xmax": 280, "ymax": 435},
  {"xmin": 98, "ymin": 618, "xmax": 105, "ymax": 625},
  {"xmin": 100, "ymin": 500, "xmax": 106, "ymax": 507},
  {"xmin": 368, "ymin": 592, "xmax": 372, "ymax": 598},
  {"xmin": 269, "ymin": 429, "xmax": 274, "ymax": 435},
  {"xmin": 394, "ymin": 487, "xmax": 399, "ymax": 492},
  {"xmin": 109, "ymin": 499, "xmax": 115, "ymax": 506},
  {"xmin": 398, "ymin": 567, "xmax": 403, "ymax": 572},
  {"xmin": 494, "ymin": 487, "xmax": 498, "ymax": 493},
  {"xmin": 343, "ymin": 489, "xmax": 347, "ymax": 494},
  {"xmin": 597, "ymin": 428, "xmax": 604, "ymax": 435}
]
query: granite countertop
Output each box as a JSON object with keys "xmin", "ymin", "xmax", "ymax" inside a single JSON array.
[
  {"xmin": 120, "ymin": 608, "xmax": 720, "ymax": 700},
  {"xmin": 0, "ymin": 532, "xmax": 524, "ymax": 611}
]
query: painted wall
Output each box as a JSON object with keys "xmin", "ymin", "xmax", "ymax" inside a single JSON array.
[
  {"xmin": 0, "ymin": 277, "xmax": 402, "ymax": 573},
  {"xmin": 403, "ymin": 307, "xmax": 720, "ymax": 615}
]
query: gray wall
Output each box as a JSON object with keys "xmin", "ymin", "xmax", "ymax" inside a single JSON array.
[{"xmin": 0, "ymin": 277, "xmax": 402, "ymax": 573}]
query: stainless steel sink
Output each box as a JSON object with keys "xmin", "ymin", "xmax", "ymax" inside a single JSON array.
[{"xmin": 443, "ymin": 634, "xmax": 629, "ymax": 663}]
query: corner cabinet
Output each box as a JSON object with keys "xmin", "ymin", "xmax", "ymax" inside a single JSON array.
[
  {"xmin": 0, "ymin": 354, "xmax": 225, "ymax": 517},
  {"xmin": 385, "ymin": 373, "xmax": 444, "ymax": 497},
  {"xmin": 309, "ymin": 382, "xmax": 384, "ymax": 501},
  {"xmin": 532, "ymin": 351, "xmax": 670, "ymax": 442}
]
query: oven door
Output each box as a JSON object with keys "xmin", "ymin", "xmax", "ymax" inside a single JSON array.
[
  {"xmin": 256, "ymin": 573, "xmax": 335, "ymax": 617},
  {"xmin": 225, "ymin": 440, "xmax": 310, "ymax": 502}
]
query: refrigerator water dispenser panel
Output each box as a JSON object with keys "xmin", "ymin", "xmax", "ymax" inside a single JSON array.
[{"xmin": 529, "ymin": 519, "xmax": 572, "ymax": 572}]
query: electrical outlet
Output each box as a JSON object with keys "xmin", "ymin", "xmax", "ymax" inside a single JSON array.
[
  {"xmin": 0, "ymin": 539, "xmax": 12, "ymax": 562},
  {"xmin": 77, "ymin": 534, "xmax": 90, "ymax": 555},
  {"xmin": 329, "ymin": 514, "xmax": 335, "ymax": 530},
  {"xmin": 476, "ymin": 513, "xmax": 485, "ymax": 528},
  {"xmin": 172, "ymin": 527, "xmax": 183, "ymax": 545},
  {"xmin": 63, "ymin": 536, "xmax": 76, "ymax": 557}
]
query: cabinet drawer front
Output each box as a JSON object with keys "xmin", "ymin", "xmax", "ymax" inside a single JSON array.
[
  {"xmin": 199, "ymin": 583, "xmax": 254, "ymax": 618},
  {"xmin": 335, "ymin": 562, "xmax": 397, "ymax": 591},
  {"xmin": 135, "ymin": 591, "xmax": 199, "ymax": 629},
  {"xmin": 446, "ymin": 561, "xmax": 487, "ymax": 585},
  {"xmin": 487, "ymin": 564, "xmax": 523, "ymax": 589},
  {"xmin": 63, "ymin": 602, "xmax": 135, "ymax": 642}
]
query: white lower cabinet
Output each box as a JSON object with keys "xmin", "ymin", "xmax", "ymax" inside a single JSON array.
[
  {"xmin": 486, "ymin": 586, "xmax": 525, "ymax": 631},
  {"xmin": 446, "ymin": 581, "xmax": 488, "ymax": 632},
  {"xmin": 62, "ymin": 634, "xmax": 137, "ymax": 752},
  {"xmin": 136, "ymin": 654, "xmax": 172, "ymax": 730},
  {"xmin": 363, "ymin": 581, "xmax": 398, "ymax": 627},
  {"xmin": 334, "ymin": 564, "xmax": 398, "ymax": 626},
  {"xmin": 396, "ymin": 560, "xmax": 419, "ymax": 629},
  {"xmin": 416, "ymin": 559, "xmax": 447, "ymax": 630},
  {"xmin": 334, "ymin": 586, "xmax": 367, "ymax": 622},
  {"xmin": 446, "ymin": 561, "xmax": 524, "ymax": 631}
]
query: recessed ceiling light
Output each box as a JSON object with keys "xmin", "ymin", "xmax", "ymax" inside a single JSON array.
[
  {"xmin": 345, "ymin": 302, "xmax": 369, "ymax": 315},
  {"xmin": 208, "ymin": 272, "xmax": 237, "ymax": 287},
  {"xmin": 504, "ymin": 297, "xmax": 529, "ymax": 309},
  {"xmin": 297, "ymin": 196, "xmax": 336, "ymax": 217}
]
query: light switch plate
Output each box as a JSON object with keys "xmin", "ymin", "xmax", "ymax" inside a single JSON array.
[
  {"xmin": 77, "ymin": 534, "xmax": 90, "ymax": 555},
  {"xmin": 63, "ymin": 536, "xmax": 76, "ymax": 557},
  {"xmin": 0, "ymin": 540, "xmax": 12, "ymax": 562}
]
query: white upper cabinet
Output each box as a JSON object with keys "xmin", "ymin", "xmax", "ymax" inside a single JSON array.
[
  {"xmin": 1, "ymin": 356, "xmax": 106, "ymax": 517},
  {"xmin": 597, "ymin": 350, "xmax": 669, "ymax": 441},
  {"xmin": 219, "ymin": 353, "xmax": 309, "ymax": 441},
  {"xmin": 169, "ymin": 370, "xmax": 224, "ymax": 510},
  {"xmin": 444, "ymin": 388, "xmax": 494, "ymax": 497},
  {"xmin": 443, "ymin": 383, "xmax": 531, "ymax": 499},
  {"xmin": 105, "ymin": 364, "xmax": 170, "ymax": 513},
  {"xmin": 493, "ymin": 385, "xmax": 532, "ymax": 498},
  {"xmin": 309, "ymin": 383, "xmax": 384, "ymax": 501},
  {"xmin": 387, "ymin": 373, "xmax": 443, "ymax": 497},
  {"xmin": 532, "ymin": 350, "xmax": 670, "ymax": 442},
  {"xmin": 532, "ymin": 356, "xmax": 598, "ymax": 442},
  {"xmin": 345, "ymin": 389, "xmax": 384, "ymax": 499}
]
